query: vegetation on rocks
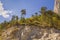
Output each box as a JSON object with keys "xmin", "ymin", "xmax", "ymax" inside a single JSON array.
[
  {"xmin": 0, "ymin": 7, "xmax": 60, "ymax": 40},
  {"xmin": 0, "ymin": 7, "xmax": 60, "ymax": 31}
]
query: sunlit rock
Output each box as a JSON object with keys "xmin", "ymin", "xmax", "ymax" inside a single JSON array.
[{"xmin": 1, "ymin": 25, "xmax": 60, "ymax": 40}]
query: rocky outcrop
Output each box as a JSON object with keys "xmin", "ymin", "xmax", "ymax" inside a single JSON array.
[
  {"xmin": 54, "ymin": 0, "xmax": 60, "ymax": 14},
  {"xmin": 1, "ymin": 25, "xmax": 60, "ymax": 40}
]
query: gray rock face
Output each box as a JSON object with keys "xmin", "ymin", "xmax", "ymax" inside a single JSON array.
[{"xmin": 1, "ymin": 25, "xmax": 60, "ymax": 40}]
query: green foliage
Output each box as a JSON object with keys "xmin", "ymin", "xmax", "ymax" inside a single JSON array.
[
  {"xmin": 0, "ymin": 23, "xmax": 5, "ymax": 30},
  {"xmin": 0, "ymin": 7, "xmax": 60, "ymax": 30},
  {"xmin": 0, "ymin": 25, "xmax": 2, "ymax": 30}
]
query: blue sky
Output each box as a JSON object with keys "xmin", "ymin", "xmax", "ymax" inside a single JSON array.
[{"xmin": 0, "ymin": 0, "xmax": 54, "ymax": 23}]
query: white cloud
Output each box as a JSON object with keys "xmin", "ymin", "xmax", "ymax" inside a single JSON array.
[{"xmin": 0, "ymin": 1, "xmax": 12, "ymax": 18}]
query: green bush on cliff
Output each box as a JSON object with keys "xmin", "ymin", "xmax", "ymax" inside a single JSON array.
[{"xmin": 0, "ymin": 7, "xmax": 60, "ymax": 30}]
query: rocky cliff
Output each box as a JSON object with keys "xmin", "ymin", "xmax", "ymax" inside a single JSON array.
[{"xmin": 1, "ymin": 25, "xmax": 60, "ymax": 40}]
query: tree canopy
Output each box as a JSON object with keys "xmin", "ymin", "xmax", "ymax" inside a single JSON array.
[{"xmin": 0, "ymin": 7, "xmax": 60, "ymax": 30}]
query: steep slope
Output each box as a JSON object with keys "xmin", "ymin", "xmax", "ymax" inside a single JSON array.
[{"xmin": 1, "ymin": 25, "xmax": 60, "ymax": 40}]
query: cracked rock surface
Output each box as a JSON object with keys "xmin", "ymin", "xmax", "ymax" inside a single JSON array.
[{"xmin": 1, "ymin": 25, "xmax": 60, "ymax": 40}]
